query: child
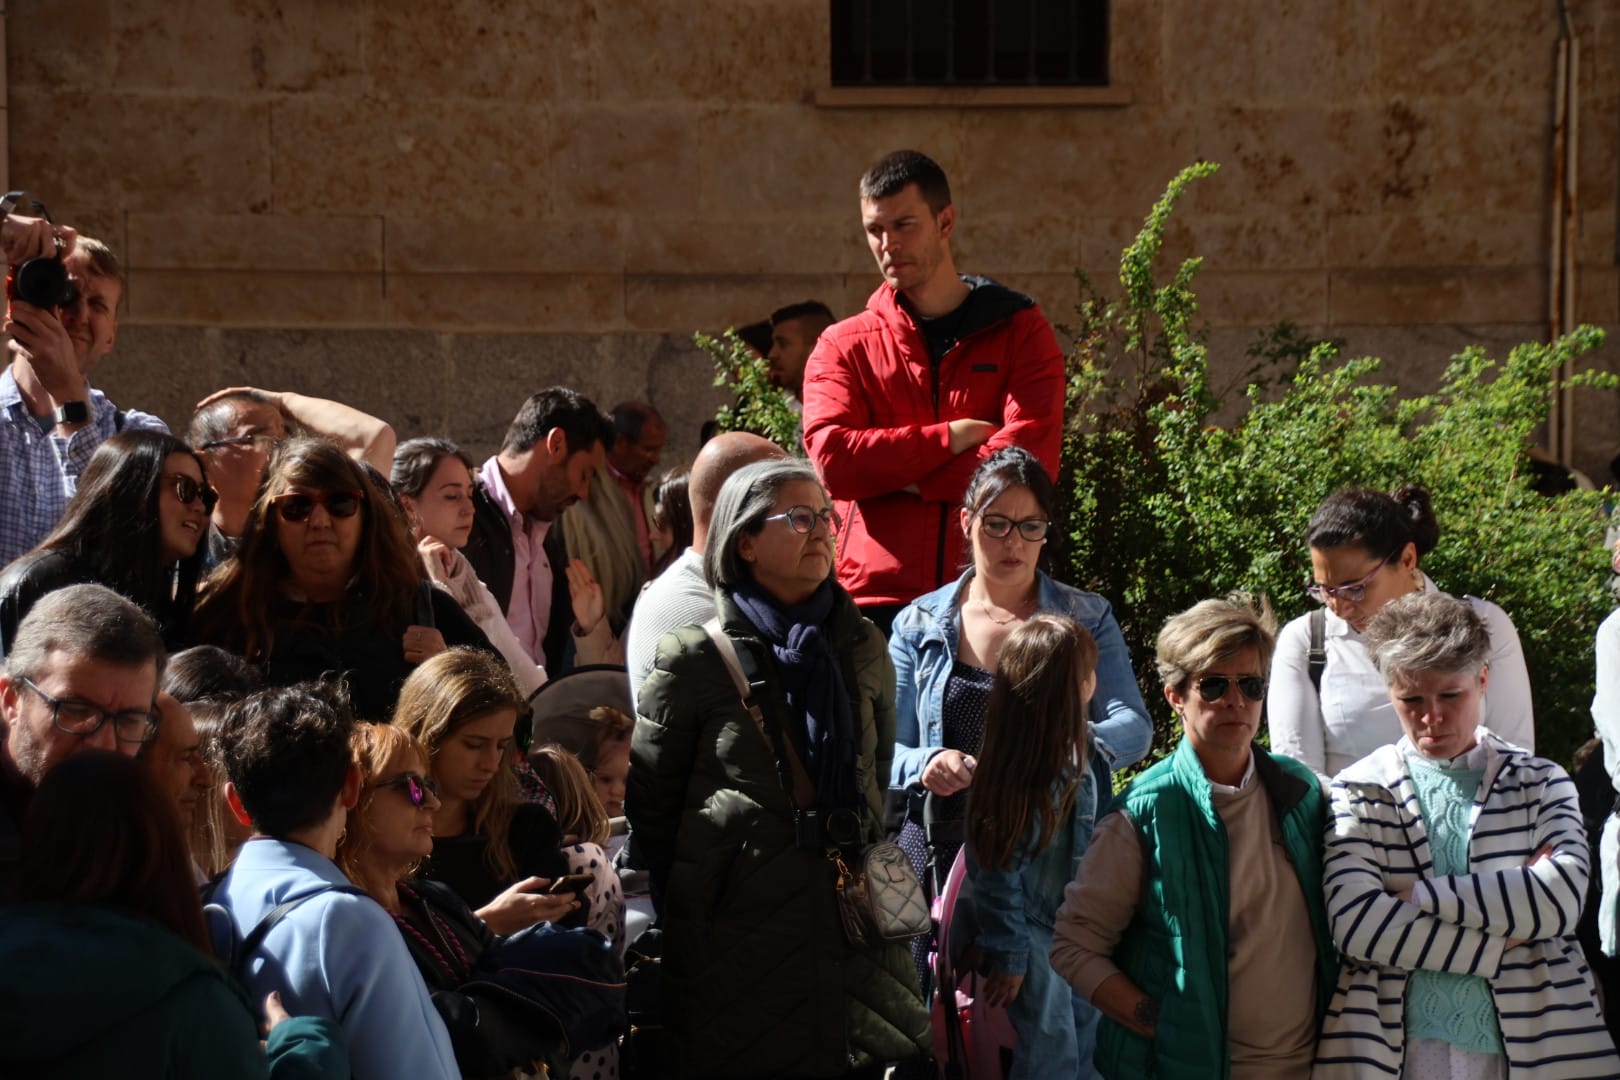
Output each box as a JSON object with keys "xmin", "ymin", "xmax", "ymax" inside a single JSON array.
[
  {"xmin": 967, "ymin": 612, "xmax": 1104, "ymax": 1080},
  {"xmin": 529, "ymin": 743, "xmax": 611, "ymax": 848}
]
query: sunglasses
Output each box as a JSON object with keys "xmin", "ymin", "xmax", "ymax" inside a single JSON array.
[
  {"xmin": 1193, "ymin": 676, "xmax": 1267, "ymax": 703},
  {"xmin": 372, "ymin": 772, "xmax": 439, "ymax": 807},
  {"xmin": 271, "ymin": 489, "xmax": 365, "ymax": 523},
  {"xmin": 165, "ymin": 473, "xmax": 218, "ymax": 513},
  {"xmin": 764, "ymin": 505, "xmax": 842, "ymax": 535}
]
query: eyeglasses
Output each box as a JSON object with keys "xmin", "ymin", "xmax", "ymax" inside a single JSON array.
[
  {"xmin": 200, "ymin": 433, "xmax": 281, "ymax": 455},
  {"xmin": 1193, "ymin": 675, "xmax": 1267, "ymax": 704},
  {"xmin": 271, "ymin": 489, "xmax": 365, "ymax": 523},
  {"xmin": 164, "ymin": 473, "xmax": 218, "ymax": 513},
  {"xmin": 1304, "ymin": 553, "xmax": 1396, "ymax": 605},
  {"xmin": 764, "ymin": 505, "xmax": 842, "ymax": 535},
  {"xmin": 17, "ymin": 676, "xmax": 159, "ymax": 744},
  {"xmin": 978, "ymin": 514, "xmax": 1052, "ymax": 542},
  {"xmin": 371, "ymin": 772, "xmax": 439, "ymax": 807}
]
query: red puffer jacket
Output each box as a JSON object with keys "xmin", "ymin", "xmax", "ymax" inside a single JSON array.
[{"xmin": 802, "ymin": 278, "xmax": 1064, "ymax": 608}]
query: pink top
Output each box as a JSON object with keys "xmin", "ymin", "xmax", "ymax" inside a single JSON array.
[
  {"xmin": 608, "ymin": 461, "xmax": 653, "ymax": 569},
  {"xmin": 478, "ymin": 456, "xmax": 553, "ymax": 664}
]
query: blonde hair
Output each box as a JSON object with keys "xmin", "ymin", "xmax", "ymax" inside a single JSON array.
[
  {"xmin": 186, "ymin": 700, "xmax": 236, "ymax": 877},
  {"xmin": 392, "ymin": 648, "xmax": 527, "ymax": 883},
  {"xmin": 528, "ymin": 744, "xmax": 610, "ymax": 847},
  {"xmin": 336, "ymin": 723, "xmax": 432, "ymax": 893},
  {"xmin": 1155, "ymin": 593, "xmax": 1276, "ymax": 693}
]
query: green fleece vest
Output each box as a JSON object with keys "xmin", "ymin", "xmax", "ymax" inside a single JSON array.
[{"xmin": 1094, "ymin": 740, "xmax": 1336, "ymax": 1080}]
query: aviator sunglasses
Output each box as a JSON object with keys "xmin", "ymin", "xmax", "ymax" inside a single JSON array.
[
  {"xmin": 372, "ymin": 772, "xmax": 439, "ymax": 807},
  {"xmin": 271, "ymin": 489, "xmax": 365, "ymax": 523},
  {"xmin": 165, "ymin": 473, "xmax": 218, "ymax": 513},
  {"xmin": 1193, "ymin": 675, "xmax": 1267, "ymax": 703}
]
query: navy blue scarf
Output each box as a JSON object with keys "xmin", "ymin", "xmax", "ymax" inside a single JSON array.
[{"xmin": 730, "ymin": 578, "xmax": 860, "ymax": 812}]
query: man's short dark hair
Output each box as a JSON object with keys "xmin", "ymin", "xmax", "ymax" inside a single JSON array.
[
  {"xmin": 186, "ymin": 389, "xmax": 274, "ymax": 450},
  {"xmin": 6, "ymin": 583, "xmax": 165, "ymax": 686},
  {"xmin": 859, "ymin": 150, "xmax": 952, "ymax": 213},
  {"xmin": 770, "ymin": 301, "xmax": 836, "ymax": 331},
  {"xmin": 610, "ymin": 402, "xmax": 663, "ymax": 447},
  {"xmin": 501, "ymin": 387, "xmax": 615, "ymax": 457},
  {"xmin": 217, "ymin": 683, "xmax": 355, "ymax": 838}
]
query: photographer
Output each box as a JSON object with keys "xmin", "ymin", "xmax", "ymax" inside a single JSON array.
[{"xmin": 0, "ymin": 203, "xmax": 166, "ymax": 566}]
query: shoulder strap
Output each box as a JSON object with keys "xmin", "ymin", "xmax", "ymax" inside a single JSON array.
[
  {"xmin": 702, "ymin": 617, "xmax": 816, "ymax": 807},
  {"xmin": 215, "ymin": 884, "xmax": 366, "ymax": 979},
  {"xmin": 1307, "ymin": 607, "xmax": 1327, "ymax": 694}
]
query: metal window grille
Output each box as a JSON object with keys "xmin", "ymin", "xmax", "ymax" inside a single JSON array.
[{"xmin": 830, "ymin": 0, "xmax": 1108, "ymax": 86}]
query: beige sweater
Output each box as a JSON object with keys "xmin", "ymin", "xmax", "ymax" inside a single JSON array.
[{"xmin": 1050, "ymin": 770, "xmax": 1320, "ymax": 1078}]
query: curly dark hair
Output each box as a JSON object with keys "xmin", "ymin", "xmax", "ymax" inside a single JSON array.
[{"xmin": 216, "ymin": 681, "xmax": 357, "ymax": 839}]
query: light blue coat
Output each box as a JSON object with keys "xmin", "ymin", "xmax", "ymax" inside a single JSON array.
[{"xmin": 888, "ymin": 569, "xmax": 1153, "ymax": 790}]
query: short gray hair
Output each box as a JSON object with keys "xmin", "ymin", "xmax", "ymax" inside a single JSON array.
[
  {"xmin": 1362, "ymin": 592, "xmax": 1490, "ymax": 685},
  {"xmin": 703, "ymin": 459, "xmax": 825, "ymax": 590},
  {"xmin": 1155, "ymin": 593, "xmax": 1276, "ymax": 692},
  {"xmin": 6, "ymin": 583, "xmax": 166, "ymax": 684}
]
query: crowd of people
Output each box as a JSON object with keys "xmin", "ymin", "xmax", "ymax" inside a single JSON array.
[{"xmin": 2, "ymin": 148, "xmax": 1619, "ymax": 1080}]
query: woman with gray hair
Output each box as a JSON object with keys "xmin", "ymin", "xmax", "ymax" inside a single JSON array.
[
  {"xmin": 1315, "ymin": 591, "xmax": 1617, "ymax": 1079},
  {"xmin": 628, "ymin": 459, "xmax": 929, "ymax": 1078},
  {"xmin": 1049, "ymin": 594, "xmax": 1336, "ymax": 1079}
]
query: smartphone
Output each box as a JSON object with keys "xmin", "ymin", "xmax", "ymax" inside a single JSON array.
[{"xmin": 547, "ymin": 873, "xmax": 594, "ymax": 897}]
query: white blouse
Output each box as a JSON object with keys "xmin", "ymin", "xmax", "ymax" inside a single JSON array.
[{"xmin": 1266, "ymin": 573, "xmax": 1534, "ymax": 782}]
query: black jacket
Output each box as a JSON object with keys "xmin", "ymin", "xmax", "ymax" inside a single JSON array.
[
  {"xmin": 0, "ymin": 549, "xmax": 94, "ymax": 657},
  {"xmin": 629, "ymin": 588, "xmax": 929, "ymax": 1077},
  {"xmin": 462, "ymin": 480, "xmax": 576, "ymax": 675}
]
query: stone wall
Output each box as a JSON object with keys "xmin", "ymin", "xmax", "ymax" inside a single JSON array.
[{"xmin": 7, "ymin": 0, "xmax": 1618, "ymax": 473}]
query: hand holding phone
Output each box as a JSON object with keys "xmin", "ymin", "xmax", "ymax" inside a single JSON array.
[{"xmin": 547, "ymin": 873, "xmax": 594, "ymax": 898}]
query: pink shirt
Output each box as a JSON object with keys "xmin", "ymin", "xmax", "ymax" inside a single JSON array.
[
  {"xmin": 607, "ymin": 461, "xmax": 653, "ymax": 570},
  {"xmin": 478, "ymin": 456, "xmax": 553, "ymax": 664}
]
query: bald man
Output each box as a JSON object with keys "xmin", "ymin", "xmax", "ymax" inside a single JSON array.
[{"xmin": 624, "ymin": 432, "xmax": 786, "ymax": 708}]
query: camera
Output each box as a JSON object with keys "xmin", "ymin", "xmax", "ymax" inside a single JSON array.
[{"xmin": 1, "ymin": 192, "xmax": 77, "ymax": 309}]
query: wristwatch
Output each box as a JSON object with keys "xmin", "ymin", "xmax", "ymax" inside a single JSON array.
[{"xmin": 52, "ymin": 401, "xmax": 88, "ymax": 426}]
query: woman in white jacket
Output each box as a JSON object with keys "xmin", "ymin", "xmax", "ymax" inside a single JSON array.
[
  {"xmin": 1267, "ymin": 485, "xmax": 1533, "ymax": 783},
  {"xmin": 391, "ymin": 437, "xmax": 621, "ymax": 699},
  {"xmin": 1315, "ymin": 592, "xmax": 1616, "ymax": 1079}
]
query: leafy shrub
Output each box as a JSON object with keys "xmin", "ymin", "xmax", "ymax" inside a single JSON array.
[
  {"xmin": 699, "ymin": 328, "xmax": 804, "ymax": 455},
  {"xmin": 1061, "ymin": 162, "xmax": 1616, "ymax": 770}
]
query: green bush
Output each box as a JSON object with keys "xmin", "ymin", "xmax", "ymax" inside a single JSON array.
[
  {"xmin": 699, "ymin": 328, "xmax": 804, "ymax": 455},
  {"xmin": 1061, "ymin": 162, "xmax": 1617, "ymax": 770}
]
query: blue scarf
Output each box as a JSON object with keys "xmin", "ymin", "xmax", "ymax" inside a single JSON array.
[{"xmin": 730, "ymin": 578, "xmax": 860, "ymax": 812}]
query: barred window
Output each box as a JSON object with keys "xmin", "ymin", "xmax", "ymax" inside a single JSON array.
[{"xmin": 829, "ymin": 0, "xmax": 1108, "ymax": 87}]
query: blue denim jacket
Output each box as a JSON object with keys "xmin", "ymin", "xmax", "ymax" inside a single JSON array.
[
  {"xmin": 888, "ymin": 569, "xmax": 1153, "ymax": 789},
  {"xmin": 967, "ymin": 758, "xmax": 1101, "ymax": 975}
]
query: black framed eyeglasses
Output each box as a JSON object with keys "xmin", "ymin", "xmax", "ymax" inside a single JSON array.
[
  {"xmin": 17, "ymin": 676, "xmax": 159, "ymax": 744},
  {"xmin": 764, "ymin": 505, "xmax": 841, "ymax": 535},
  {"xmin": 978, "ymin": 514, "xmax": 1052, "ymax": 542},
  {"xmin": 371, "ymin": 772, "xmax": 439, "ymax": 807},
  {"xmin": 164, "ymin": 472, "xmax": 218, "ymax": 513},
  {"xmin": 1304, "ymin": 551, "xmax": 1398, "ymax": 605},
  {"xmin": 1193, "ymin": 675, "xmax": 1267, "ymax": 704},
  {"xmin": 200, "ymin": 433, "xmax": 281, "ymax": 455},
  {"xmin": 271, "ymin": 489, "xmax": 365, "ymax": 523}
]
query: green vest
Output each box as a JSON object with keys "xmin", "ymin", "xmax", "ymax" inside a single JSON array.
[{"xmin": 1094, "ymin": 741, "xmax": 1337, "ymax": 1080}]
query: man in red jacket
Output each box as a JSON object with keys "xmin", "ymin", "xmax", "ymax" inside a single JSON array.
[{"xmin": 802, "ymin": 149, "xmax": 1065, "ymax": 634}]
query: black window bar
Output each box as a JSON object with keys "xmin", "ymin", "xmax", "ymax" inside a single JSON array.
[{"xmin": 830, "ymin": 0, "xmax": 1109, "ymax": 87}]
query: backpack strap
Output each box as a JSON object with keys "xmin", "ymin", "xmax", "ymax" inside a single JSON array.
[
  {"xmin": 702, "ymin": 617, "xmax": 816, "ymax": 808},
  {"xmin": 1307, "ymin": 607, "xmax": 1327, "ymax": 694},
  {"xmin": 207, "ymin": 883, "xmax": 367, "ymax": 980}
]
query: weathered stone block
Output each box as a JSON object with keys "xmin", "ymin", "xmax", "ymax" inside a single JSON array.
[
  {"xmin": 624, "ymin": 273, "xmax": 845, "ymax": 332},
  {"xmin": 9, "ymin": 90, "xmax": 272, "ymax": 215},
  {"xmin": 368, "ymin": 0, "xmax": 595, "ymax": 102},
  {"xmin": 1163, "ymin": 0, "xmax": 1379, "ymax": 108},
  {"xmin": 386, "ymin": 217, "xmax": 627, "ymax": 275},
  {"xmin": 126, "ymin": 270, "xmax": 387, "ymax": 327},
  {"xmin": 7, "ymin": 0, "xmax": 114, "ymax": 89},
  {"xmin": 1327, "ymin": 212, "xmax": 1545, "ymax": 269},
  {"xmin": 1378, "ymin": 0, "xmax": 1553, "ymax": 104},
  {"xmin": 594, "ymin": 0, "xmax": 819, "ymax": 105},
  {"xmin": 629, "ymin": 218, "xmax": 864, "ymax": 276},
  {"xmin": 92, "ymin": 324, "xmax": 225, "ymax": 433},
  {"xmin": 1579, "ymin": 268, "xmax": 1620, "ymax": 325},
  {"xmin": 1189, "ymin": 106, "xmax": 1385, "ymax": 215},
  {"xmin": 547, "ymin": 105, "xmax": 703, "ymax": 217},
  {"xmin": 127, "ymin": 213, "xmax": 384, "ymax": 272},
  {"xmin": 384, "ymin": 273, "xmax": 625, "ymax": 333},
  {"xmin": 1191, "ymin": 270, "xmax": 1330, "ymax": 328},
  {"xmin": 271, "ymin": 98, "xmax": 552, "ymax": 218},
  {"xmin": 1329, "ymin": 268, "xmax": 1546, "ymax": 325}
]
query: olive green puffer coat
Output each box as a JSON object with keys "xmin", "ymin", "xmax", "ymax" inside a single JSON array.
[{"xmin": 630, "ymin": 587, "xmax": 930, "ymax": 1078}]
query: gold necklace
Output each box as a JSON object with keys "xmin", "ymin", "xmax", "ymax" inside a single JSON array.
[{"xmin": 976, "ymin": 589, "xmax": 1035, "ymax": 626}]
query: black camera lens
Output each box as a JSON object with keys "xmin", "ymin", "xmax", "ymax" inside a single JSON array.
[{"xmin": 11, "ymin": 256, "xmax": 77, "ymax": 308}]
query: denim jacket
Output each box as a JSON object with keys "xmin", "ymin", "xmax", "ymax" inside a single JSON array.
[
  {"xmin": 888, "ymin": 569, "xmax": 1153, "ymax": 789},
  {"xmin": 967, "ymin": 758, "xmax": 1100, "ymax": 975}
]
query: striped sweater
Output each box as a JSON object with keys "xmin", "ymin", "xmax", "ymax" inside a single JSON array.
[{"xmin": 1314, "ymin": 727, "xmax": 1620, "ymax": 1078}]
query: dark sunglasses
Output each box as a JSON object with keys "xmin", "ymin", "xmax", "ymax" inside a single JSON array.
[
  {"xmin": 1193, "ymin": 675, "xmax": 1267, "ymax": 704},
  {"xmin": 271, "ymin": 489, "xmax": 365, "ymax": 523},
  {"xmin": 372, "ymin": 772, "xmax": 439, "ymax": 807},
  {"xmin": 165, "ymin": 473, "xmax": 218, "ymax": 513}
]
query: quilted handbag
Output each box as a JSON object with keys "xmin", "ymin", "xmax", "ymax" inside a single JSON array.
[{"xmin": 832, "ymin": 840, "xmax": 931, "ymax": 946}]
